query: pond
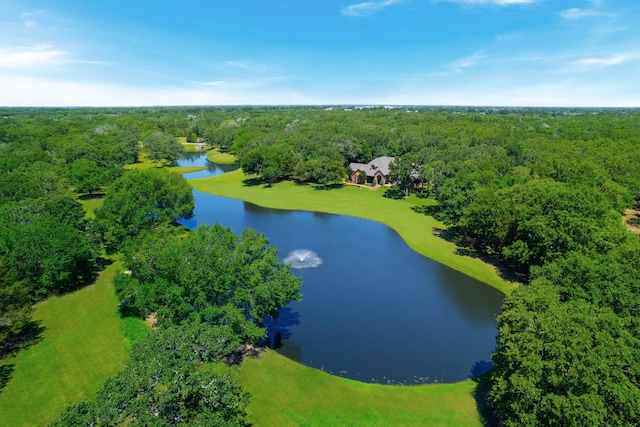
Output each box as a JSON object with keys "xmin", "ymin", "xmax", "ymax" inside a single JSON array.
[
  {"xmin": 178, "ymin": 151, "xmax": 239, "ymax": 179},
  {"xmin": 178, "ymin": 153, "xmax": 504, "ymax": 384}
]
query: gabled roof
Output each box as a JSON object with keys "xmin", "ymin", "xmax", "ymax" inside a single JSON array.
[{"xmin": 349, "ymin": 156, "xmax": 395, "ymax": 177}]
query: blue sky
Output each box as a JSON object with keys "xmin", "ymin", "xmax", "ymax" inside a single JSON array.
[{"xmin": 1, "ymin": 0, "xmax": 638, "ymax": 106}]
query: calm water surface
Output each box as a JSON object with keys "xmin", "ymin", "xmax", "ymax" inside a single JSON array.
[{"xmin": 179, "ymin": 153, "xmax": 503, "ymax": 384}]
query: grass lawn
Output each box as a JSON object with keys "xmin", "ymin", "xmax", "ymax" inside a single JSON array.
[
  {"xmin": 77, "ymin": 194, "xmax": 105, "ymax": 219},
  {"xmin": 191, "ymin": 170, "xmax": 516, "ymax": 294},
  {"xmin": 0, "ymin": 261, "xmax": 137, "ymax": 427},
  {"xmin": 124, "ymin": 152, "xmax": 203, "ymax": 174},
  {"xmin": 237, "ymin": 349, "xmax": 483, "ymax": 426},
  {"xmin": 207, "ymin": 149, "xmax": 237, "ymax": 164}
]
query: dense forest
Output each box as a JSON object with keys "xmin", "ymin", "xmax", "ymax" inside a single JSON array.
[{"xmin": 1, "ymin": 106, "xmax": 640, "ymax": 425}]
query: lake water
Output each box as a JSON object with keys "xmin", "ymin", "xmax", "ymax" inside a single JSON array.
[{"xmin": 178, "ymin": 153, "xmax": 503, "ymax": 384}]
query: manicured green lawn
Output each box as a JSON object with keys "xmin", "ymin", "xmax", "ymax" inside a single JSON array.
[
  {"xmin": 238, "ymin": 349, "xmax": 483, "ymax": 426},
  {"xmin": 0, "ymin": 261, "xmax": 138, "ymax": 427},
  {"xmin": 191, "ymin": 170, "xmax": 516, "ymax": 294},
  {"xmin": 207, "ymin": 149, "xmax": 237, "ymax": 164}
]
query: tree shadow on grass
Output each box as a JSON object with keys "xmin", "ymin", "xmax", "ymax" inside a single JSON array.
[
  {"xmin": 242, "ymin": 177, "xmax": 263, "ymax": 187},
  {"xmin": 435, "ymin": 227, "xmax": 523, "ymax": 284},
  {"xmin": 78, "ymin": 193, "xmax": 105, "ymax": 200},
  {"xmin": 0, "ymin": 320, "xmax": 46, "ymax": 360},
  {"xmin": 382, "ymin": 187, "xmax": 403, "ymax": 199},
  {"xmin": 57, "ymin": 257, "xmax": 115, "ymax": 297},
  {"xmin": 0, "ymin": 364, "xmax": 15, "ymax": 395},
  {"xmin": 96, "ymin": 257, "xmax": 114, "ymax": 271},
  {"xmin": 313, "ymin": 183, "xmax": 344, "ymax": 191},
  {"xmin": 411, "ymin": 204, "xmax": 447, "ymax": 222},
  {"xmin": 412, "ymin": 205, "xmax": 522, "ymax": 284},
  {"xmin": 470, "ymin": 362, "xmax": 500, "ymax": 427}
]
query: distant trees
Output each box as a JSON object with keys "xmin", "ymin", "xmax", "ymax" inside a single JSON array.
[
  {"xmin": 69, "ymin": 159, "xmax": 105, "ymax": 195},
  {"xmin": 143, "ymin": 132, "xmax": 185, "ymax": 166},
  {"xmin": 240, "ymin": 145, "xmax": 293, "ymax": 185}
]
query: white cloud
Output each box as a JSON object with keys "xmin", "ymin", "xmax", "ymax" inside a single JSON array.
[
  {"xmin": 0, "ymin": 44, "xmax": 69, "ymax": 68},
  {"xmin": 198, "ymin": 80, "xmax": 232, "ymax": 87},
  {"xmin": 224, "ymin": 61, "xmax": 252, "ymax": 69},
  {"xmin": 449, "ymin": 51, "xmax": 485, "ymax": 73},
  {"xmin": 560, "ymin": 7, "xmax": 613, "ymax": 20},
  {"xmin": 222, "ymin": 60, "xmax": 269, "ymax": 72},
  {"xmin": 0, "ymin": 75, "xmax": 314, "ymax": 107},
  {"xmin": 573, "ymin": 53, "xmax": 640, "ymax": 67},
  {"xmin": 21, "ymin": 13, "xmax": 37, "ymax": 29},
  {"xmin": 195, "ymin": 77, "xmax": 286, "ymax": 89},
  {"xmin": 0, "ymin": 44, "xmax": 110, "ymax": 70},
  {"xmin": 0, "ymin": 75, "xmax": 301, "ymax": 107},
  {"xmin": 443, "ymin": 0, "xmax": 538, "ymax": 5},
  {"xmin": 342, "ymin": 0, "xmax": 408, "ymax": 17},
  {"xmin": 375, "ymin": 78, "xmax": 640, "ymax": 107}
]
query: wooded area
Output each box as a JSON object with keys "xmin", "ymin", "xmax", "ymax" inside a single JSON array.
[{"xmin": 1, "ymin": 106, "xmax": 639, "ymax": 425}]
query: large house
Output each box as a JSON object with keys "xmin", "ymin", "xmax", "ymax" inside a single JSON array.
[{"xmin": 348, "ymin": 156, "xmax": 395, "ymax": 186}]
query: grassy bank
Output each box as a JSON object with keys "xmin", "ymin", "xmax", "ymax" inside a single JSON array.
[
  {"xmin": 207, "ymin": 148, "xmax": 237, "ymax": 164},
  {"xmin": 0, "ymin": 261, "xmax": 136, "ymax": 427},
  {"xmin": 238, "ymin": 349, "xmax": 483, "ymax": 426},
  {"xmin": 191, "ymin": 170, "xmax": 516, "ymax": 294}
]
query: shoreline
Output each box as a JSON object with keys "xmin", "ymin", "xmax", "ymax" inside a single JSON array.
[{"xmin": 190, "ymin": 170, "xmax": 517, "ymax": 295}]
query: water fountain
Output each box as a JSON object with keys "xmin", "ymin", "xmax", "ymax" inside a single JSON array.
[{"xmin": 283, "ymin": 249, "xmax": 322, "ymax": 269}]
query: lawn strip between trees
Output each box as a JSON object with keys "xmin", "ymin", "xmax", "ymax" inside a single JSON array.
[
  {"xmin": 0, "ymin": 260, "xmax": 136, "ymax": 427},
  {"xmin": 237, "ymin": 349, "xmax": 482, "ymax": 426},
  {"xmin": 190, "ymin": 169, "xmax": 516, "ymax": 294}
]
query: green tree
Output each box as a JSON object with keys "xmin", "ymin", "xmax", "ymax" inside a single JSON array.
[
  {"xmin": 51, "ymin": 322, "xmax": 249, "ymax": 426},
  {"xmin": 0, "ymin": 197, "xmax": 99, "ymax": 297},
  {"xmin": 69, "ymin": 159, "xmax": 105, "ymax": 195},
  {"xmin": 116, "ymin": 224, "xmax": 301, "ymax": 341},
  {"xmin": 491, "ymin": 284, "xmax": 640, "ymax": 426},
  {"xmin": 96, "ymin": 169, "xmax": 194, "ymax": 252},
  {"xmin": 305, "ymin": 157, "xmax": 346, "ymax": 189},
  {"xmin": 240, "ymin": 145, "xmax": 293, "ymax": 185},
  {"xmin": 0, "ymin": 256, "xmax": 32, "ymax": 352},
  {"xmin": 144, "ymin": 132, "xmax": 185, "ymax": 166},
  {"xmin": 434, "ymin": 169, "xmax": 481, "ymax": 224},
  {"xmin": 388, "ymin": 154, "xmax": 419, "ymax": 197},
  {"xmin": 463, "ymin": 179, "xmax": 626, "ymax": 272}
]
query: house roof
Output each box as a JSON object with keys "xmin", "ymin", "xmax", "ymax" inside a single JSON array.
[{"xmin": 349, "ymin": 156, "xmax": 395, "ymax": 177}]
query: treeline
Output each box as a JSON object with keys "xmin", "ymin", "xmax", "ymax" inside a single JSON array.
[
  {"xmin": 0, "ymin": 107, "xmax": 303, "ymax": 424},
  {"xmin": 2, "ymin": 106, "xmax": 640, "ymax": 425}
]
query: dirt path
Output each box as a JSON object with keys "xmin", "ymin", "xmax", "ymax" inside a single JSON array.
[{"xmin": 623, "ymin": 208, "xmax": 640, "ymax": 234}]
